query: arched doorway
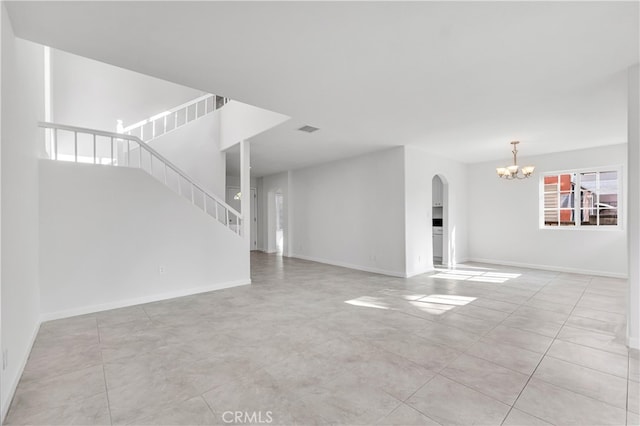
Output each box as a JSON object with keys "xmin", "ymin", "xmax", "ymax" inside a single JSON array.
[{"xmin": 432, "ymin": 174, "xmax": 450, "ymax": 266}]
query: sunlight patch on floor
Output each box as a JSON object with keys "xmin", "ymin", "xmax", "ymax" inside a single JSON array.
[
  {"xmin": 345, "ymin": 293, "xmax": 476, "ymax": 316},
  {"xmin": 344, "ymin": 296, "xmax": 389, "ymax": 310},
  {"xmin": 432, "ymin": 268, "xmax": 521, "ymax": 284}
]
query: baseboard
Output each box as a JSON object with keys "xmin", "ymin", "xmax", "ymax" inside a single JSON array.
[
  {"xmin": 290, "ymin": 253, "xmax": 406, "ymax": 278},
  {"xmin": 466, "ymin": 257, "xmax": 628, "ymax": 279},
  {"xmin": 628, "ymin": 336, "xmax": 640, "ymax": 350},
  {"xmin": 40, "ymin": 279, "xmax": 251, "ymax": 322},
  {"xmin": 404, "ymin": 257, "xmax": 474, "ymax": 278},
  {"xmin": 405, "ymin": 267, "xmax": 432, "ymax": 278},
  {"xmin": 2, "ymin": 322, "xmax": 41, "ymax": 422}
]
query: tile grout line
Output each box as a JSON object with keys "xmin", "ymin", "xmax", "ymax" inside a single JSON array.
[
  {"xmin": 399, "ymin": 374, "xmax": 447, "ymax": 426},
  {"xmin": 199, "ymin": 395, "xmax": 218, "ymax": 422},
  {"xmin": 525, "ymin": 366, "xmax": 629, "ymax": 412},
  {"xmin": 9, "ymin": 258, "xmax": 629, "ymax": 425},
  {"xmin": 542, "ymin": 349, "xmax": 629, "ymax": 378},
  {"xmin": 96, "ymin": 319, "xmax": 114, "ymax": 426},
  {"xmin": 488, "ymin": 274, "xmax": 575, "ymax": 423},
  {"xmin": 402, "ymin": 271, "xmax": 564, "ymax": 424},
  {"xmin": 415, "ymin": 276, "xmax": 580, "ymax": 418},
  {"xmin": 627, "ymin": 352, "xmax": 630, "ymax": 426},
  {"xmin": 499, "ymin": 275, "xmax": 594, "ymax": 425}
]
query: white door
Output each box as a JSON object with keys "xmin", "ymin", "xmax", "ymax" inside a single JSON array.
[
  {"xmin": 250, "ymin": 188, "xmax": 258, "ymax": 250},
  {"xmin": 275, "ymin": 193, "xmax": 284, "ymax": 254}
]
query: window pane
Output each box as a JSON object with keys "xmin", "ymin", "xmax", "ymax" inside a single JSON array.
[
  {"xmin": 599, "ymin": 171, "xmax": 618, "ymax": 209},
  {"xmin": 602, "ymin": 171, "xmax": 618, "ymax": 226},
  {"xmin": 580, "ymin": 190, "xmax": 597, "ymax": 225},
  {"xmin": 543, "ymin": 183, "xmax": 557, "ymax": 193},
  {"xmin": 600, "ymin": 171, "xmax": 618, "ymax": 184},
  {"xmin": 544, "ymin": 192, "xmax": 558, "ymax": 210},
  {"xmin": 544, "ymin": 209, "xmax": 558, "ymax": 226},
  {"xmin": 560, "ymin": 174, "xmax": 575, "ymax": 191},
  {"xmin": 559, "ymin": 208, "xmax": 575, "ymax": 225},
  {"xmin": 560, "ymin": 215, "xmax": 575, "ymax": 226},
  {"xmin": 543, "ymin": 176, "xmax": 559, "ymax": 193},
  {"xmin": 580, "ymin": 172, "xmax": 597, "ymax": 192},
  {"xmin": 599, "ymin": 208, "xmax": 618, "ymax": 226},
  {"xmin": 540, "ymin": 170, "xmax": 618, "ymax": 229},
  {"xmin": 559, "ymin": 191, "xmax": 574, "ymax": 208}
]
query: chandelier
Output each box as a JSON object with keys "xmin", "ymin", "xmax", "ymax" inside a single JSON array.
[{"xmin": 496, "ymin": 141, "xmax": 535, "ymax": 180}]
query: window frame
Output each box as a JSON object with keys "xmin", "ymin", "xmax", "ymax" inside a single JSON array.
[{"xmin": 539, "ymin": 165, "xmax": 623, "ymax": 231}]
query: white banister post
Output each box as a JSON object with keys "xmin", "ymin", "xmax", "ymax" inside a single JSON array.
[{"xmin": 240, "ymin": 139, "xmax": 251, "ymax": 248}]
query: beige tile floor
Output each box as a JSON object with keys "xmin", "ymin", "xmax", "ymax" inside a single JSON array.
[{"xmin": 5, "ymin": 253, "xmax": 639, "ymax": 425}]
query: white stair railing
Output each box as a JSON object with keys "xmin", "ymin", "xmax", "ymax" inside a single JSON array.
[
  {"xmin": 121, "ymin": 94, "xmax": 228, "ymax": 143},
  {"xmin": 39, "ymin": 121, "xmax": 242, "ymax": 236}
]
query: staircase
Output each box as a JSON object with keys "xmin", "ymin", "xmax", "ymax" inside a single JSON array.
[
  {"xmin": 39, "ymin": 118, "xmax": 242, "ymax": 236},
  {"xmin": 120, "ymin": 94, "xmax": 228, "ymax": 143}
]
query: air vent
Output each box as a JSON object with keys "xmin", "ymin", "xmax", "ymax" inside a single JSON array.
[{"xmin": 297, "ymin": 125, "xmax": 319, "ymax": 133}]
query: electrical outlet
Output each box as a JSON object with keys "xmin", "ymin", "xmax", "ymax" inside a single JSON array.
[
  {"xmin": 3, "ymin": 348, "xmax": 8, "ymax": 370},
  {"xmin": 419, "ymin": 256, "xmax": 422, "ymax": 263},
  {"xmin": 159, "ymin": 265, "xmax": 166, "ymax": 274}
]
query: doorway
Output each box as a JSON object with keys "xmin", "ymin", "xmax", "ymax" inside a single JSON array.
[
  {"xmin": 275, "ymin": 192, "xmax": 284, "ymax": 254},
  {"xmin": 266, "ymin": 190, "xmax": 285, "ymax": 255},
  {"xmin": 431, "ymin": 175, "xmax": 448, "ymax": 266}
]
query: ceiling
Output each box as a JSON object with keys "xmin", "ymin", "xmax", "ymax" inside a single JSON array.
[{"xmin": 6, "ymin": 1, "xmax": 639, "ymax": 177}]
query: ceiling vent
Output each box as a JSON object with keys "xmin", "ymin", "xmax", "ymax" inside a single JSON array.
[{"xmin": 297, "ymin": 125, "xmax": 319, "ymax": 133}]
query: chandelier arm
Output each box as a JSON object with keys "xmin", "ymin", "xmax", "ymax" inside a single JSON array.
[{"xmin": 496, "ymin": 141, "xmax": 534, "ymax": 180}]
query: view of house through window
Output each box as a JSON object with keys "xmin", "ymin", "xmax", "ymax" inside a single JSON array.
[{"xmin": 542, "ymin": 169, "xmax": 619, "ymax": 227}]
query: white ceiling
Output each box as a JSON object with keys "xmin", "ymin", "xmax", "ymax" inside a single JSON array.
[{"xmin": 6, "ymin": 1, "xmax": 639, "ymax": 177}]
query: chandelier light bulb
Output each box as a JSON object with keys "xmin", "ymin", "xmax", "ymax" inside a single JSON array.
[{"xmin": 496, "ymin": 141, "xmax": 535, "ymax": 180}]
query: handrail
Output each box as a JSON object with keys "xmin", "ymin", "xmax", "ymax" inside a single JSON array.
[
  {"xmin": 38, "ymin": 121, "xmax": 242, "ymax": 234},
  {"xmin": 121, "ymin": 93, "xmax": 228, "ymax": 142},
  {"xmin": 122, "ymin": 94, "xmax": 211, "ymax": 132}
]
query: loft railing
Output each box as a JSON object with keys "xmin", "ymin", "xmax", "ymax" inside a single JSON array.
[
  {"xmin": 121, "ymin": 94, "xmax": 228, "ymax": 143},
  {"xmin": 39, "ymin": 121, "xmax": 242, "ymax": 235}
]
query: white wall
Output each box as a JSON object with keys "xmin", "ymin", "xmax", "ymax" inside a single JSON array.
[
  {"xmin": 38, "ymin": 160, "xmax": 250, "ymax": 319},
  {"xmin": 51, "ymin": 48, "xmax": 202, "ymax": 131},
  {"xmin": 225, "ymin": 175, "xmax": 258, "ymax": 189},
  {"xmin": 0, "ymin": 7, "xmax": 3, "ymax": 416},
  {"xmin": 404, "ymin": 146, "xmax": 469, "ymax": 277},
  {"xmin": 219, "ymin": 100, "xmax": 289, "ymax": 150},
  {"xmin": 0, "ymin": 8, "xmax": 43, "ymax": 418},
  {"xmin": 468, "ymin": 144, "xmax": 628, "ymax": 277},
  {"xmin": 148, "ymin": 112, "xmax": 226, "ymax": 200},
  {"xmin": 290, "ymin": 148, "xmax": 406, "ymax": 276},
  {"xmin": 628, "ymin": 64, "xmax": 639, "ymax": 349}
]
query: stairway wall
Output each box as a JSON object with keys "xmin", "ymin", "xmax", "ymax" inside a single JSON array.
[
  {"xmin": 50, "ymin": 48, "xmax": 202, "ymax": 132},
  {"xmin": 38, "ymin": 160, "xmax": 250, "ymax": 320},
  {"xmin": 219, "ymin": 100, "xmax": 289, "ymax": 150},
  {"xmin": 0, "ymin": 8, "xmax": 44, "ymax": 418},
  {"xmin": 148, "ymin": 111, "xmax": 226, "ymax": 200}
]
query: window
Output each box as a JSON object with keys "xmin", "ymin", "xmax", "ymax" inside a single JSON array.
[{"xmin": 541, "ymin": 168, "xmax": 620, "ymax": 228}]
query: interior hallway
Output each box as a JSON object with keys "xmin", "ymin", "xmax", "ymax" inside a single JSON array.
[{"xmin": 5, "ymin": 253, "xmax": 639, "ymax": 425}]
